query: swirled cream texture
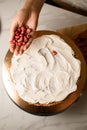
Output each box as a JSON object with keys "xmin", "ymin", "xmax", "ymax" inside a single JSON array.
[{"xmin": 10, "ymin": 35, "xmax": 81, "ymax": 104}]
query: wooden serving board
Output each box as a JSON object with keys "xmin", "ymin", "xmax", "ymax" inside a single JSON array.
[{"xmin": 3, "ymin": 30, "xmax": 87, "ymax": 115}]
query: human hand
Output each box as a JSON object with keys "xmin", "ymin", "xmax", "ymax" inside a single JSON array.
[{"xmin": 9, "ymin": 8, "xmax": 38, "ymax": 55}]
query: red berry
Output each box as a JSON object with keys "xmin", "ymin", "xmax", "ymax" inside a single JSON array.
[
  {"xmin": 21, "ymin": 30, "xmax": 25, "ymax": 34},
  {"xmin": 24, "ymin": 36, "xmax": 28, "ymax": 43},
  {"xmin": 18, "ymin": 37, "xmax": 23, "ymax": 42},
  {"xmin": 15, "ymin": 31, "xmax": 19, "ymax": 36},
  {"xmin": 20, "ymin": 34, "xmax": 23, "ymax": 37},
  {"xmin": 24, "ymin": 32, "xmax": 27, "ymax": 36},
  {"xmin": 17, "ymin": 27, "xmax": 21, "ymax": 32},
  {"xmin": 15, "ymin": 35, "xmax": 20, "ymax": 39},
  {"xmin": 11, "ymin": 25, "xmax": 31, "ymax": 47},
  {"xmin": 10, "ymin": 40, "xmax": 16, "ymax": 44},
  {"xmin": 22, "ymin": 42, "xmax": 26, "ymax": 45},
  {"xmin": 51, "ymin": 50, "xmax": 57, "ymax": 56},
  {"xmin": 16, "ymin": 42, "xmax": 22, "ymax": 46},
  {"xmin": 27, "ymin": 28, "xmax": 32, "ymax": 33},
  {"xmin": 26, "ymin": 34, "xmax": 31, "ymax": 39},
  {"xmin": 21, "ymin": 26, "xmax": 26, "ymax": 32}
]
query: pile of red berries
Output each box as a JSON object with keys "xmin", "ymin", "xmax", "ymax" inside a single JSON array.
[{"xmin": 10, "ymin": 25, "xmax": 32, "ymax": 46}]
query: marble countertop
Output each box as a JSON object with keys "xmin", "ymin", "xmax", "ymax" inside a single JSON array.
[{"xmin": 0, "ymin": 1, "xmax": 87, "ymax": 130}]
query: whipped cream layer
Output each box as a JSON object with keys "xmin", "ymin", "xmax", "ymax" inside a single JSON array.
[{"xmin": 10, "ymin": 35, "xmax": 81, "ymax": 104}]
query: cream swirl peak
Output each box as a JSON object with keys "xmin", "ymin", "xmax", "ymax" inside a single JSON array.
[{"xmin": 10, "ymin": 35, "xmax": 81, "ymax": 104}]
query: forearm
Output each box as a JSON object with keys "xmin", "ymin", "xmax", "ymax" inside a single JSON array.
[
  {"xmin": 31, "ymin": 0, "xmax": 45, "ymax": 13},
  {"xmin": 22, "ymin": 0, "xmax": 45, "ymax": 13},
  {"xmin": 22, "ymin": 0, "xmax": 33, "ymax": 10}
]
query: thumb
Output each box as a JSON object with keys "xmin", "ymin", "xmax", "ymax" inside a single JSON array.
[{"xmin": 9, "ymin": 21, "xmax": 18, "ymax": 41}]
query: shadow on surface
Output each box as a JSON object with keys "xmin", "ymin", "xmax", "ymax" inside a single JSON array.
[{"xmin": 64, "ymin": 90, "xmax": 87, "ymax": 115}]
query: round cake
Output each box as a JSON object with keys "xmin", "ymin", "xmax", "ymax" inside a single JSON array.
[
  {"xmin": 2, "ymin": 31, "xmax": 87, "ymax": 115},
  {"xmin": 10, "ymin": 34, "xmax": 81, "ymax": 104}
]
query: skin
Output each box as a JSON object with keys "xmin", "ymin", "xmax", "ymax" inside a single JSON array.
[{"xmin": 9, "ymin": 0, "xmax": 45, "ymax": 55}]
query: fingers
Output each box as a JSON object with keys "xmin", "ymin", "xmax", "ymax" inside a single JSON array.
[
  {"xmin": 9, "ymin": 25, "xmax": 35, "ymax": 55},
  {"xmin": 19, "ymin": 37, "xmax": 33, "ymax": 55},
  {"xmin": 9, "ymin": 21, "xmax": 18, "ymax": 41},
  {"xmin": 24, "ymin": 37, "xmax": 33, "ymax": 51},
  {"xmin": 9, "ymin": 19, "xmax": 36, "ymax": 55},
  {"xmin": 9, "ymin": 24, "xmax": 34, "ymax": 55},
  {"xmin": 11, "ymin": 37, "xmax": 32, "ymax": 55},
  {"xmin": 9, "ymin": 20, "xmax": 18, "ymax": 53},
  {"xmin": 10, "ymin": 43, "xmax": 16, "ymax": 53},
  {"xmin": 14, "ymin": 45, "xmax": 20, "ymax": 55},
  {"xmin": 19, "ymin": 45, "xmax": 24, "ymax": 55}
]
